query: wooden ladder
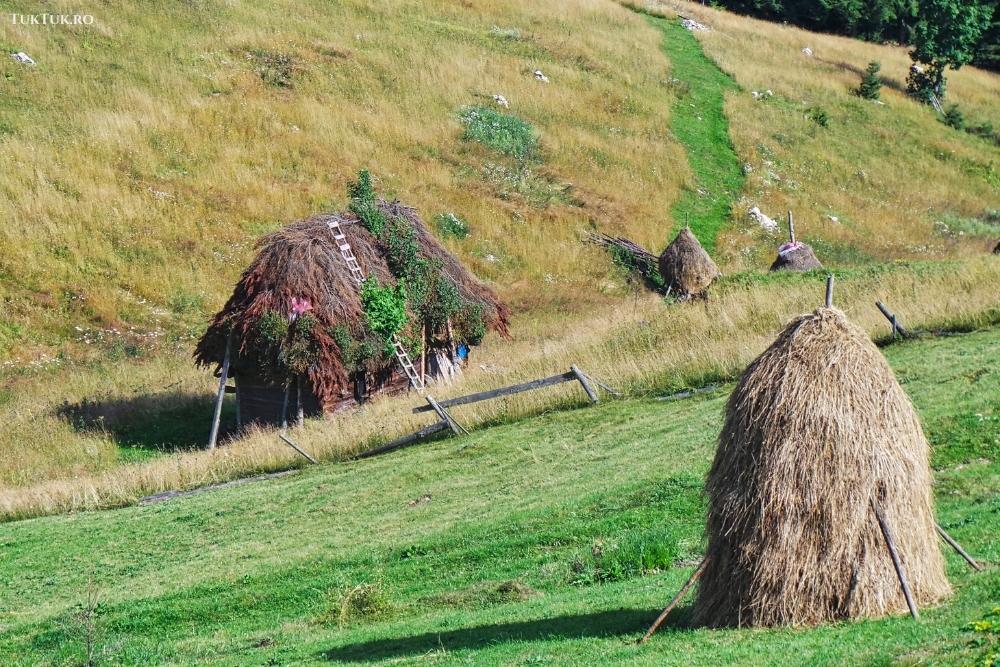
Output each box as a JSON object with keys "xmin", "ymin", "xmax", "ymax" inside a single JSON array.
[{"xmin": 327, "ymin": 219, "xmax": 424, "ymax": 392}]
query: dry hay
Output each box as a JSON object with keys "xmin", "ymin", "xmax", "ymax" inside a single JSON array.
[
  {"xmin": 657, "ymin": 228, "xmax": 720, "ymax": 298},
  {"xmin": 195, "ymin": 200, "xmax": 509, "ymax": 409},
  {"xmin": 770, "ymin": 241, "xmax": 823, "ymax": 272},
  {"xmin": 693, "ymin": 307, "xmax": 950, "ymax": 627}
]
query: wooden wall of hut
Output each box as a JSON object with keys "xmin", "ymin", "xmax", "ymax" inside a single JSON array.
[{"xmin": 235, "ymin": 371, "xmax": 323, "ymax": 427}]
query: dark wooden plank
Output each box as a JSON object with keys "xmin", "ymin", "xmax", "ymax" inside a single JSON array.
[
  {"xmin": 412, "ymin": 371, "xmax": 576, "ymax": 413},
  {"xmin": 426, "ymin": 395, "xmax": 466, "ymax": 435},
  {"xmin": 351, "ymin": 421, "xmax": 450, "ymax": 459}
]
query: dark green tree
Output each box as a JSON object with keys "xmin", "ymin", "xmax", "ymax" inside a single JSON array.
[
  {"xmin": 855, "ymin": 61, "xmax": 883, "ymax": 99},
  {"xmin": 907, "ymin": 0, "xmax": 994, "ymax": 102}
]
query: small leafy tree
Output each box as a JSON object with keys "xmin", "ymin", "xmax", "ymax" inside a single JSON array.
[
  {"xmin": 907, "ymin": 0, "xmax": 993, "ymax": 102},
  {"xmin": 855, "ymin": 61, "xmax": 883, "ymax": 99},
  {"xmin": 943, "ymin": 103, "xmax": 965, "ymax": 129}
]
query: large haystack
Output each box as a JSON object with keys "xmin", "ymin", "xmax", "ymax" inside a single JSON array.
[
  {"xmin": 693, "ymin": 307, "xmax": 950, "ymax": 627},
  {"xmin": 770, "ymin": 240, "xmax": 822, "ymax": 272},
  {"xmin": 657, "ymin": 228, "xmax": 720, "ymax": 299},
  {"xmin": 195, "ymin": 199, "xmax": 509, "ymax": 422}
]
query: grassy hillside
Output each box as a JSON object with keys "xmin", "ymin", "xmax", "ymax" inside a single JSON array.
[
  {"xmin": 1, "ymin": 0, "xmax": 998, "ymax": 518},
  {"xmin": 0, "ymin": 327, "xmax": 996, "ymax": 665}
]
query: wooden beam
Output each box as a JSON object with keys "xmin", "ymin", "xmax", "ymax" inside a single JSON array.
[
  {"xmin": 280, "ymin": 383, "xmax": 290, "ymax": 430},
  {"xmin": 412, "ymin": 371, "xmax": 576, "ymax": 413},
  {"xmin": 351, "ymin": 421, "xmax": 450, "ymax": 460},
  {"xmin": 936, "ymin": 523, "xmax": 983, "ymax": 571},
  {"xmin": 873, "ymin": 501, "xmax": 919, "ymax": 620},
  {"xmin": 278, "ymin": 433, "xmax": 318, "ymax": 465},
  {"xmin": 639, "ymin": 557, "xmax": 709, "ymax": 644},
  {"xmin": 825, "ymin": 274, "xmax": 834, "ymax": 308},
  {"xmin": 295, "ymin": 376, "xmax": 305, "ymax": 427},
  {"xmin": 426, "ymin": 395, "xmax": 466, "ymax": 435},
  {"xmin": 787, "ymin": 210, "xmax": 795, "ymax": 244},
  {"xmin": 876, "ymin": 301, "xmax": 908, "ymax": 338},
  {"xmin": 572, "ymin": 365, "xmax": 599, "ymax": 404},
  {"xmin": 207, "ymin": 331, "xmax": 232, "ymax": 450}
]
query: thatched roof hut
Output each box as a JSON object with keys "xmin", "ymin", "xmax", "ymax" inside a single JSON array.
[
  {"xmin": 693, "ymin": 307, "xmax": 950, "ymax": 627},
  {"xmin": 195, "ymin": 199, "xmax": 509, "ymax": 425},
  {"xmin": 657, "ymin": 228, "xmax": 720, "ymax": 299},
  {"xmin": 769, "ymin": 240, "xmax": 822, "ymax": 272}
]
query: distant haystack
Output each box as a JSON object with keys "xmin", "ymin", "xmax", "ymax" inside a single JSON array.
[
  {"xmin": 770, "ymin": 240, "xmax": 823, "ymax": 271},
  {"xmin": 693, "ymin": 307, "xmax": 951, "ymax": 627},
  {"xmin": 657, "ymin": 228, "xmax": 720, "ymax": 299}
]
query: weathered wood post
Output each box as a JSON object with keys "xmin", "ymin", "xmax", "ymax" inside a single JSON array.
[
  {"xmin": 208, "ymin": 331, "xmax": 232, "ymax": 450},
  {"xmin": 825, "ymin": 274, "xmax": 834, "ymax": 308},
  {"xmin": 787, "ymin": 210, "xmax": 796, "ymax": 244},
  {"xmin": 571, "ymin": 365, "xmax": 599, "ymax": 404},
  {"xmin": 296, "ymin": 376, "xmax": 304, "ymax": 427},
  {"xmin": 873, "ymin": 501, "xmax": 919, "ymax": 620},
  {"xmin": 639, "ymin": 557, "xmax": 709, "ymax": 643},
  {"xmin": 280, "ymin": 383, "xmax": 290, "ymax": 430},
  {"xmin": 876, "ymin": 301, "xmax": 908, "ymax": 338}
]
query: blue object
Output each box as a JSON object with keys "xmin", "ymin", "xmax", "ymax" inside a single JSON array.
[{"xmin": 456, "ymin": 343, "xmax": 469, "ymax": 360}]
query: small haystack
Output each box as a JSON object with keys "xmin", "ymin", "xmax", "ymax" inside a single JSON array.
[
  {"xmin": 693, "ymin": 307, "xmax": 950, "ymax": 627},
  {"xmin": 769, "ymin": 210, "xmax": 822, "ymax": 272},
  {"xmin": 195, "ymin": 199, "xmax": 509, "ymax": 426},
  {"xmin": 657, "ymin": 228, "xmax": 720, "ymax": 299},
  {"xmin": 770, "ymin": 240, "xmax": 823, "ymax": 271}
]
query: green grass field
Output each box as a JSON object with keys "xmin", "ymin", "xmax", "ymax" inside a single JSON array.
[{"xmin": 1, "ymin": 327, "xmax": 996, "ymax": 666}]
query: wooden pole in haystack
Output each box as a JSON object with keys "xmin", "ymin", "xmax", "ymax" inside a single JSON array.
[
  {"xmin": 873, "ymin": 501, "xmax": 920, "ymax": 620},
  {"xmin": 639, "ymin": 558, "xmax": 709, "ymax": 644},
  {"xmin": 208, "ymin": 331, "xmax": 232, "ymax": 450},
  {"xmin": 825, "ymin": 274, "xmax": 834, "ymax": 308}
]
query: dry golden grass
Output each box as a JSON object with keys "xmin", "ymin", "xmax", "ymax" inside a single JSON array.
[
  {"xmin": 637, "ymin": 1, "xmax": 1000, "ymax": 267},
  {"xmin": 2, "ymin": 259, "xmax": 998, "ymax": 521}
]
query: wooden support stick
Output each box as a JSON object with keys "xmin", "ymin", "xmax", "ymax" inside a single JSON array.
[
  {"xmin": 208, "ymin": 331, "xmax": 232, "ymax": 450},
  {"xmin": 296, "ymin": 376, "xmax": 304, "ymax": 427},
  {"xmin": 572, "ymin": 365, "xmax": 599, "ymax": 404},
  {"xmin": 426, "ymin": 395, "xmax": 467, "ymax": 435},
  {"xmin": 639, "ymin": 558, "xmax": 709, "ymax": 644},
  {"xmin": 873, "ymin": 501, "xmax": 919, "ymax": 620},
  {"xmin": 825, "ymin": 274, "xmax": 834, "ymax": 308},
  {"xmin": 589, "ymin": 375, "xmax": 623, "ymax": 397},
  {"xmin": 278, "ymin": 433, "xmax": 318, "ymax": 464},
  {"xmin": 876, "ymin": 301, "xmax": 909, "ymax": 338},
  {"xmin": 936, "ymin": 523, "xmax": 983, "ymax": 571},
  {"xmin": 235, "ymin": 383, "xmax": 242, "ymax": 431},
  {"xmin": 412, "ymin": 371, "xmax": 576, "ymax": 413},
  {"xmin": 787, "ymin": 210, "xmax": 795, "ymax": 244},
  {"xmin": 280, "ymin": 383, "xmax": 290, "ymax": 430},
  {"xmin": 352, "ymin": 421, "xmax": 450, "ymax": 460}
]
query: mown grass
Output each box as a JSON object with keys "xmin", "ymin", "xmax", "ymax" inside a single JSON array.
[
  {"xmin": 643, "ymin": 12, "xmax": 744, "ymax": 251},
  {"xmin": 0, "ymin": 327, "xmax": 996, "ymax": 665}
]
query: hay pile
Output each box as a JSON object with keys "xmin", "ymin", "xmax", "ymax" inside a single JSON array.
[
  {"xmin": 657, "ymin": 228, "xmax": 720, "ymax": 299},
  {"xmin": 770, "ymin": 240, "xmax": 822, "ymax": 272},
  {"xmin": 195, "ymin": 200, "xmax": 509, "ymax": 409},
  {"xmin": 693, "ymin": 307, "xmax": 950, "ymax": 627}
]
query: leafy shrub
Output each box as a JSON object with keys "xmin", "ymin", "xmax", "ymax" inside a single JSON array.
[
  {"xmin": 807, "ymin": 106, "xmax": 830, "ymax": 127},
  {"xmin": 459, "ymin": 105, "xmax": 538, "ymax": 160},
  {"xmin": 434, "ymin": 212, "xmax": 471, "ymax": 239},
  {"xmin": 279, "ymin": 313, "xmax": 320, "ymax": 375},
  {"xmin": 855, "ymin": 61, "xmax": 882, "ymax": 100},
  {"xmin": 250, "ymin": 49, "xmax": 296, "ymax": 88},
  {"xmin": 348, "ymin": 169, "xmax": 387, "ymax": 235},
  {"xmin": 608, "ymin": 245, "xmax": 665, "ymax": 291},
  {"xmin": 943, "ymin": 104, "xmax": 965, "ymax": 130},
  {"xmin": 360, "ymin": 276, "xmax": 408, "ymax": 345}
]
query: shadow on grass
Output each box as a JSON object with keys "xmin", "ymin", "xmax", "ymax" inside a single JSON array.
[
  {"xmin": 815, "ymin": 57, "xmax": 906, "ymax": 94},
  {"xmin": 57, "ymin": 389, "xmax": 237, "ymax": 455},
  {"xmin": 322, "ymin": 607, "xmax": 684, "ymax": 662}
]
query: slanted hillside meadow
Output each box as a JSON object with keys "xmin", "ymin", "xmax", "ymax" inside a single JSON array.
[{"xmin": 0, "ymin": 0, "xmax": 998, "ymax": 516}]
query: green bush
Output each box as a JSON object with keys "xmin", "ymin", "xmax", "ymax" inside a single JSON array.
[
  {"xmin": 807, "ymin": 106, "xmax": 830, "ymax": 127},
  {"xmin": 434, "ymin": 212, "xmax": 471, "ymax": 239},
  {"xmin": 943, "ymin": 104, "xmax": 965, "ymax": 130},
  {"xmin": 360, "ymin": 276, "xmax": 408, "ymax": 345},
  {"xmin": 459, "ymin": 105, "xmax": 538, "ymax": 160},
  {"xmin": 855, "ymin": 61, "xmax": 882, "ymax": 99},
  {"xmin": 348, "ymin": 169, "xmax": 387, "ymax": 235}
]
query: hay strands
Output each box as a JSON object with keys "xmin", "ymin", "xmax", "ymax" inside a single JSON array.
[
  {"xmin": 639, "ymin": 558, "xmax": 709, "ymax": 644},
  {"xmin": 873, "ymin": 500, "xmax": 919, "ymax": 620},
  {"xmin": 935, "ymin": 523, "xmax": 983, "ymax": 571}
]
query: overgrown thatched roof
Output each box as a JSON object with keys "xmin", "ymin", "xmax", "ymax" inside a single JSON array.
[
  {"xmin": 769, "ymin": 240, "xmax": 822, "ymax": 271},
  {"xmin": 657, "ymin": 228, "xmax": 720, "ymax": 298},
  {"xmin": 195, "ymin": 200, "xmax": 509, "ymax": 407},
  {"xmin": 693, "ymin": 307, "xmax": 950, "ymax": 627}
]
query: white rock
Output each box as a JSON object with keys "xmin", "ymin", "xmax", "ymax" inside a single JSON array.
[
  {"xmin": 748, "ymin": 206, "xmax": 779, "ymax": 232},
  {"xmin": 801, "ymin": 47, "xmax": 813, "ymax": 56},
  {"xmin": 493, "ymin": 94, "xmax": 509, "ymax": 108},
  {"xmin": 827, "ymin": 215, "xmax": 839, "ymax": 223},
  {"xmin": 11, "ymin": 52, "xmax": 35, "ymax": 65},
  {"xmin": 681, "ymin": 18, "xmax": 709, "ymax": 31},
  {"xmin": 533, "ymin": 69, "xmax": 549, "ymax": 83}
]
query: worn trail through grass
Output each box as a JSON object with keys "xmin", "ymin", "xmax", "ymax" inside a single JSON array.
[{"xmin": 644, "ymin": 13, "xmax": 744, "ymax": 252}]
